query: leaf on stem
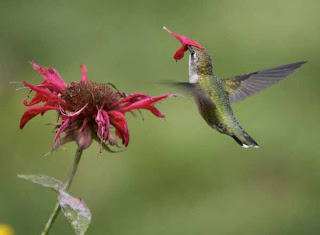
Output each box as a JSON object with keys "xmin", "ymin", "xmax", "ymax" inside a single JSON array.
[
  {"xmin": 59, "ymin": 191, "xmax": 91, "ymax": 235},
  {"xmin": 18, "ymin": 174, "xmax": 64, "ymax": 192}
]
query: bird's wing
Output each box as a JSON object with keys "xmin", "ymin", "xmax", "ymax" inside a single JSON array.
[
  {"xmin": 165, "ymin": 82, "xmax": 215, "ymax": 106},
  {"xmin": 223, "ymin": 61, "xmax": 306, "ymax": 104}
]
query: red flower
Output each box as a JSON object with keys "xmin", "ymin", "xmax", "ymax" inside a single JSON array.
[
  {"xmin": 163, "ymin": 26, "xmax": 205, "ymax": 61},
  {"xmin": 20, "ymin": 62, "xmax": 172, "ymax": 151}
]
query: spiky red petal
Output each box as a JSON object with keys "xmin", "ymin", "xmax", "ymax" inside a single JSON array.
[
  {"xmin": 20, "ymin": 105, "xmax": 59, "ymax": 129},
  {"xmin": 108, "ymin": 110, "xmax": 129, "ymax": 147},
  {"xmin": 30, "ymin": 61, "xmax": 67, "ymax": 93},
  {"xmin": 119, "ymin": 94, "xmax": 170, "ymax": 117},
  {"xmin": 80, "ymin": 65, "xmax": 89, "ymax": 83}
]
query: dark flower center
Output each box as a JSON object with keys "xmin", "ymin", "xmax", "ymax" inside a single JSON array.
[{"xmin": 62, "ymin": 82, "xmax": 119, "ymax": 115}]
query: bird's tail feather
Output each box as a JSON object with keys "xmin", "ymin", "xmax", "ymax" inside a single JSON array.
[{"xmin": 231, "ymin": 134, "xmax": 259, "ymax": 148}]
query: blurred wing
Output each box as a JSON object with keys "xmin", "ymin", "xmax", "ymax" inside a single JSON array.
[
  {"xmin": 224, "ymin": 61, "xmax": 306, "ymax": 104},
  {"xmin": 165, "ymin": 81, "xmax": 215, "ymax": 106}
]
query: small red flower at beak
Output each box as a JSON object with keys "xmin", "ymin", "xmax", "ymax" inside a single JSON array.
[{"xmin": 163, "ymin": 26, "xmax": 204, "ymax": 61}]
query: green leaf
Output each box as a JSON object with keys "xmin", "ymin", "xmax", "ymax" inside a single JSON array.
[
  {"xmin": 18, "ymin": 174, "xmax": 64, "ymax": 192},
  {"xmin": 59, "ymin": 191, "xmax": 91, "ymax": 235}
]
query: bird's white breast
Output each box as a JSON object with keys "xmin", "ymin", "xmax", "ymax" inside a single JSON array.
[{"xmin": 188, "ymin": 53, "xmax": 199, "ymax": 83}]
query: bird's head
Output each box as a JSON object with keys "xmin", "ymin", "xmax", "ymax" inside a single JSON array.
[{"xmin": 188, "ymin": 46, "xmax": 213, "ymax": 83}]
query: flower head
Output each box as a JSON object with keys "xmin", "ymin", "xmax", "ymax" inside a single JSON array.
[
  {"xmin": 20, "ymin": 62, "xmax": 171, "ymax": 152},
  {"xmin": 163, "ymin": 26, "xmax": 204, "ymax": 61}
]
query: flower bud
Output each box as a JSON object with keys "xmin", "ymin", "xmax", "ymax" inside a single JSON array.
[{"xmin": 75, "ymin": 126, "xmax": 93, "ymax": 150}]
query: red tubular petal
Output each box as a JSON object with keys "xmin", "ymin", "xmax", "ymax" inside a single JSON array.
[
  {"xmin": 20, "ymin": 105, "xmax": 59, "ymax": 129},
  {"xmin": 95, "ymin": 110, "xmax": 103, "ymax": 133},
  {"xmin": 108, "ymin": 110, "xmax": 129, "ymax": 147},
  {"xmin": 119, "ymin": 94, "xmax": 170, "ymax": 116},
  {"xmin": 111, "ymin": 93, "xmax": 149, "ymax": 108},
  {"xmin": 53, "ymin": 118, "xmax": 70, "ymax": 148},
  {"xmin": 61, "ymin": 104, "xmax": 87, "ymax": 119},
  {"xmin": 80, "ymin": 65, "xmax": 89, "ymax": 83},
  {"xmin": 163, "ymin": 26, "xmax": 204, "ymax": 61},
  {"xmin": 23, "ymin": 81, "xmax": 64, "ymax": 107},
  {"xmin": 144, "ymin": 106, "xmax": 165, "ymax": 118},
  {"xmin": 24, "ymin": 81, "xmax": 51, "ymax": 95},
  {"xmin": 101, "ymin": 110, "xmax": 110, "ymax": 139},
  {"xmin": 173, "ymin": 46, "xmax": 188, "ymax": 61},
  {"xmin": 30, "ymin": 61, "xmax": 68, "ymax": 93},
  {"xmin": 23, "ymin": 93, "xmax": 42, "ymax": 106},
  {"xmin": 163, "ymin": 26, "xmax": 204, "ymax": 49},
  {"xmin": 95, "ymin": 109, "xmax": 110, "ymax": 145}
]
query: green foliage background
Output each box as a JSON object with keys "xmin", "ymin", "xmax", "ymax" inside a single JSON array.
[{"xmin": 1, "ymin": 0, "xmax": 320, "ymax": 234}]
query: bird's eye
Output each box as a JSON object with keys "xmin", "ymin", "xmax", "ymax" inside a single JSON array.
[{"xmin": 191, "ymin": 50, "xmax": 195, "ymax": 57}]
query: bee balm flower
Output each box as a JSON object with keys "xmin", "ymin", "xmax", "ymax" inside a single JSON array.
[{"xmin": 20, "ymin": 62, "xmax": 171, "ymax": 151}]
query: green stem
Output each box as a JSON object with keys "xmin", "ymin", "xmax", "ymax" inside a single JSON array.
[{"xmin": 41, "ymin": 149, "xmax": 83, "ymax": 235}]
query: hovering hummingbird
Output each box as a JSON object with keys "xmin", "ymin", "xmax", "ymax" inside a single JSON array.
[{"xmin": 163, "ymin": 27, "xmax": 306, "ymax": 148}]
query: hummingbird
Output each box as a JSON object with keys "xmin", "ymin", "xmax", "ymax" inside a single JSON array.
[{"xmin": 163, "ymin": 27, "xmax": 306, "ymax": 148}]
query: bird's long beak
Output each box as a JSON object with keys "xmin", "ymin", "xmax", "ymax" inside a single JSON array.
[{"xmin": 187, "ymin": 45, "xmax": 193, "ymax": 52}]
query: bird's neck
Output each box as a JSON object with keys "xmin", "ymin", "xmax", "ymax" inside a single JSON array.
[{"xmin": 189, "ymin": 67, "xmax": 215, "ymax": 83}]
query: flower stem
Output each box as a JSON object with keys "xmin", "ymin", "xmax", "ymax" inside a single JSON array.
[{"xmin": 41, "ymin": 149, "xmax": 83, "ymax": 235}]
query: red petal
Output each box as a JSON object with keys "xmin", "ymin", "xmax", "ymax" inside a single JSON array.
[
  {"xmin": 108, "ymin": 110, "xmax": 129, "ymax": 147},
  {"xmin": 20, "ymin": 105, "xmax": 59, "ymax": 129},
  {"xmin": 23, "ymin": 81, "xmax": 64, "ymax": 107},
  {"xmin": 80, "ymin": 65, "xmax": 89, "ymax": 83},
  {"xmin": 163, "ymin": 26, "xmax": 204, "ymax": 61},
  {"xmin": 95, "ymin": 109, "xmax": 110, "ymax": 146},
  {"xmin": 23, "ymin": 93, "xmax": 43, "ymax": 106},
  {"xmin": 24, "ymin": 81, "xmax": 53, "ymax": 97},
  {"xmin": 102, "ymin": 110, "xmax": 110, "ymax": 138},
  {"xmin": 119, "ymin": 94, "xmax": 170, "ymax": 117},
  {"xmin": 30, "ymin": 61, "xmax": 68, "ymax": 93},
  {"xmin": 61, "ymin": 104, "xmax": 87, "ymax": 119},
  {"xmin": 144, "ymin": 106, "xmax": 165, "ymax": 118},
  {"xmin": 173, "ymin": 46, "xmax": 188, "ymax": 61},
  {"xmin": 53, "ymin": 118, "xmax": 70, "ymax": 148},
  {"xmin": 110, "ymin": 93, "xmax": 149, "ymax": 108}
]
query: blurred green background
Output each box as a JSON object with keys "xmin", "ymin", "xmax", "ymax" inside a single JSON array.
[{"xmin": 1, "ymin": 0, "xmax": 320, "ymax": 234}]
